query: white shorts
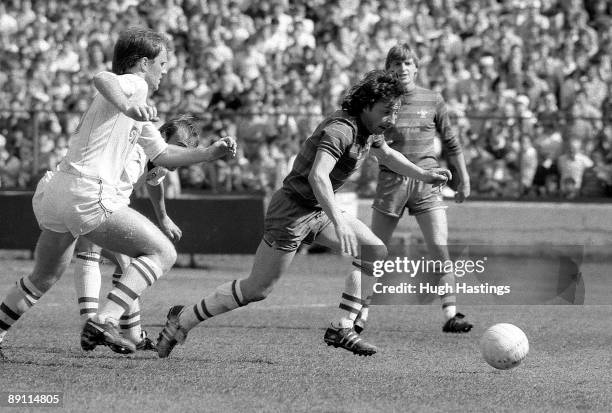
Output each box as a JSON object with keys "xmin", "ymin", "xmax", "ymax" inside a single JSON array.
[{"xmin": 32, "ymin": 171, "xmax": 129, "ymax": 236}]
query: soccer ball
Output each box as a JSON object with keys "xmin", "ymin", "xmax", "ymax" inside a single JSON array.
[{"xmin": 480, "ymin": 323, "xmax": 529, "ymax": 370}]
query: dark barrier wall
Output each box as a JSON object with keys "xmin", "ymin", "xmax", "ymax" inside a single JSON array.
[{"xmin": 0, "ymin": 192, "xmax": 264, "ymax": 254}]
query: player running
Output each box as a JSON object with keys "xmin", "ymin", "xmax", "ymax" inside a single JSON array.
[
  {"xmin": 72, "ymin": 116, "xmax": 198, "ymax": 353},
  {"xmin": 353, "ymin": 43, "xmax": 473, "ymax": 335},
  {"xmin": 156, "ymin": 70, "xmax": 452, "ymax": 358},
  {"xmin": 0, "ymin": 27, "xmax": 236, "ymax": 357}
]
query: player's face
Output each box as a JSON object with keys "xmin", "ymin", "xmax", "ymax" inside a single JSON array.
[
  {"xmin": 145, "ymin": 47, "xmax": 168, "ymax": 92},
  {"xmin": 361, "ymin": 98, "xmax": 401, "ymax": 135},
  {"xmin": 388, "ymin": 57, "xmax": 418, "ymax": 91}
]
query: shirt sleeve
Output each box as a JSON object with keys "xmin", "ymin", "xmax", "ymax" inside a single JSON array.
[
  {"xmin": 117, "ymin": 74, "xmax": 148, "ymax": 102},
  {"xmin": 139, "ymin": 122, "xmax": 168, "ymax": 161},
  {"xmin": 317, "ymin": 121, "xmax": 354, "ymax": 160},
  {"xmin": 434, "ymin": 93, "xmax": 462, "ymax": 156}
]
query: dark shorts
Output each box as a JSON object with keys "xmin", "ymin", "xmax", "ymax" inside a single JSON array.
[
  {"xmin": 372, "ymin": 170, "xmax": 446, "ymax": 218},
  {"xmin": 263, "ymin": 190, "xmax": 332, "ymax": 252}
]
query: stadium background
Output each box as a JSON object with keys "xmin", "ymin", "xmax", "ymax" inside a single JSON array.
[
  {"xmin": 1, "ymin": 2, "xmax": 611, "ymax": 411},
  {"xmin": 1, "ymin": 0, "xmax": 612, "ymax": 200}
]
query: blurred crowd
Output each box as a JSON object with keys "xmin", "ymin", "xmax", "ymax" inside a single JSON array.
[{"xmin": 1, "ymin": 0, "xmax": 612, "ymax": 199}]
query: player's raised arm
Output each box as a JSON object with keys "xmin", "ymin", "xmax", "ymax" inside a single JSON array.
[
  {"xmin": 93, "ymin": 71, "xmax": 158, "ymax": 122},
  {"xmin": 371, "ymin": 141, "xmax": 451, "ymax": 186},
  {"xmin": 309, "ymin": 150, "xmax": 358, "ymax": 257}
]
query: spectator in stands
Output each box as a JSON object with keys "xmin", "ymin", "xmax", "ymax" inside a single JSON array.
[
  {"xmin": 0, "ymin": 0, "xmax": 611, "ymax": 199},
  {"xmin": 557, "ymin": 139, "xmax": 594, "ymax": 198},
  {"xmin": 519, "ymin": 134, "xmax": 538, "ymax": 195}
]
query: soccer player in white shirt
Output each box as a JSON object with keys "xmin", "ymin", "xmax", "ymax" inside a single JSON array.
[
  {"xmin": 73, "ymin": 116, "xmax": 199, "ymax": 353},
  {"xmin": 0, "ymin": 27, "xmax": 236, "ymax": 357}
]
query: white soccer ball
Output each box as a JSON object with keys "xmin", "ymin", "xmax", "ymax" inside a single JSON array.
[{"xmin": 480, "ymin": 323, "xmax": 529, "ymax": 370}]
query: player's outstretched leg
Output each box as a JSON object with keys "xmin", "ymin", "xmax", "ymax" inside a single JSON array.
[
  {"xmin": 157, "ymin": 240, "xmax": 293, "ymax": 358},
  {"xmin": 0, "ymin": 230, "xmax": 76, "ymax": 356},
  {"xmin": 157, "ymin": 279, "xmax": 247, "ymax": 358}
]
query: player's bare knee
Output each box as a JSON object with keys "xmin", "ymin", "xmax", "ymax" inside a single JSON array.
[
  {"xmin": 165, "ymin": 245, "xmax": 178, "ymax": 269},
  {"xmin": 153, "ymin": 238, "xmax": 177, "ymax": 272}
]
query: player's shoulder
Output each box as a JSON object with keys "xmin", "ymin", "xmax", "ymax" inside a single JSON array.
[
  {"xmin": 117, "ymin": 74, "xmax": 148, "ymax": 97},
  {"xmin": 322, "ymin": 110, "xmax": 358, "ymax": 142}
]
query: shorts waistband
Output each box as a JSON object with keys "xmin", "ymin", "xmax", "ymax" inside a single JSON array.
[{"xmin": 57, "ymin": 165, "xmax": 105, "ymax": 183}]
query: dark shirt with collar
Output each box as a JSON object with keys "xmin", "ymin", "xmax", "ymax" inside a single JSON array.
[
  {"xmin": 381, "ymin": 86, "xmax": 461, "ymax": 171},
  {"xmin": 283, "ymin": 109, "xmax": 384, "ymax": 207}
]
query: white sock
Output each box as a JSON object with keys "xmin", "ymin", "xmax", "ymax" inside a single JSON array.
[
  {"xmin": 112, "ymin": 269, "xmax": 142, "ymax": 343},
  {"xmin": 439, "ymin": 272, "xmax": 457, "ymax": 320},
  {"xmin": 97, "ymin": 256, "xmax": 162, "ymax": 323},
  {"xmin": 333, "ymin": 268, "xmax": 364, "ymax": 328},
  {"xmin": 0, "ymin": 277, "xmax": 43, "ymax": 341},
  {"xmin": 74, "ymin": 252, "xmax": 102, "ymax": 323}
]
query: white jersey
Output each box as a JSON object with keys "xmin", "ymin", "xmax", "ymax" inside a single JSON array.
[
  {"xmin": 118, "ymin": 144, "xmax": 169, "ymax": 202},
  {"xmin": 58, "ymin": 74, "xmax": 167, "ymax": 188},
  {"xmin": 32, "ymin": 73, "xmax": 169, "ymax": 236}
]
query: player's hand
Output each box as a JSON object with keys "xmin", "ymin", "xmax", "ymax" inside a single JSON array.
[
  {"xmin": 125, "ymin": 104, "xmax": 159, "ymax": 122},
  {"xmin": 423, "ymin": 168, "xmax": 452, "ymax": 187},
  {"xmin": 334, "ymin": 216, "xmax": 358, "ymax": 257},
  {"xmin": 454, "ymin": 180, "xmax": 471, "ymax": 203},
  {"xmin": 212, "ymin": 136, "xmax": 237, "ymax": 159},
  {"xmin": 159, "ymin": 216, "xmax": 182, "ymax": 242}
]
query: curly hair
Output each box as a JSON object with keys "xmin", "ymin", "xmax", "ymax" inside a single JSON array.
[
  {"xmin": 341, "ymin": 70, "xmax": 406, "ymax": 116},
  {"xmin": 159, "ymin": 115, "xmax": 200, "ymax": 148}
]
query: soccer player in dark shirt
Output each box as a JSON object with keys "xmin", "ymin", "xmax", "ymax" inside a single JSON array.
[
  {"xmin": 360, "ymin": 43, "xmax": 473, "ymax": 334},
  {"xmin": 156, "ymin": 70, "xmax": 452, "ymax": 357}
]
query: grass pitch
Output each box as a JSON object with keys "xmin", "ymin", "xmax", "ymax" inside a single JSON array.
[{"xmin": 0, "ymin": 253, "xmax": 610, "ymax": 412}]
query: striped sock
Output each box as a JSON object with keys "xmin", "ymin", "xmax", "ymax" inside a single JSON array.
[
  {"xmin": 112, "ymin": 269, "xmax": 142, "ymax": 343},
  {"xmin": 180, "ymin": 280, "xmax": 245, "ymax": 331},
  {"xmin": 96, "ymin": 256, "xmax": 162, "ymax": 324},
  {"xmin": 74, "ymin": 251, "xmax": 102, "ymax": 323},
  {"xmin": 0, "ymin": 277, "xmax": 43, "ymax": 342},
  {"xmin": 439, "ymin": 272, "xmax": 457, "ymax": 320},
  {"xmin": 354, "ymin": 297, "xmax": 371, "ymax": 330},
  {"xmin": 333, "ymin": 267, "xmax": 364, "ymax": 329}
]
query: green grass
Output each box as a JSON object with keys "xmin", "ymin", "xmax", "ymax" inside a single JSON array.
[{"xmin": 0, "ymin": 253, "xmax": 611, "ymax": 412}]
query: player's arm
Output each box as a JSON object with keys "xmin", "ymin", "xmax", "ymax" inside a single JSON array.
[
  {"xmin": 309, "ymin": 150, "xmax": 358, "ymax": 257},
  {"xmin": 371, "ymin": 141, "xmax": 451, "ymax": 186},
  {"xmin": 93, "ymin": 71, "xmax": 157, "ymax": 122},
  {"xmin": 435, "ymin": 96, "xmax": 470, "ymax": 202},
  {"xmin": 447, "ymin": 152, "xmax": 470, "ymax": 202},
  {"xmin": 151, "ymin": 137, "xmax": 237, "ymax": 169},
  {"xmin": 145, "ymin": 181, "xmax": 182, "ymax": 242}
]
